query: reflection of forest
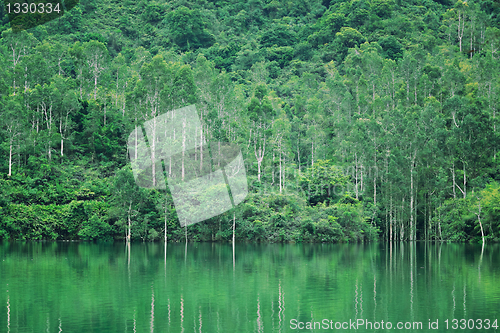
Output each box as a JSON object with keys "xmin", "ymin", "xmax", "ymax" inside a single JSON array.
[
  {"xmin": 1, "ymin": 242, "xmax": 499, "ymax": 331},
  {"xmin": 1, "ymin": 0, "xmax": 500, "ymax": 242}
]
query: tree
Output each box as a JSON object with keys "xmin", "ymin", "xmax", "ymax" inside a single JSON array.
[
  {"xmin": 247, "ymin": 83, "xmax": 274, "ymax": 182},
  {"xmin": 110, "ymin": 166, "xmax": 148, "ymax": 241},
  {"xmin": 1, "ymin": 96, "xmax": 25, "ymax": 176},
  {"xmin": 379, "ymin": 35, "xmax": 403, "ymax": 61},
  {"xmin": 0, "ymin": 29, "xmax": 38, "ymax": 94},
  {"xmin": 336, "ymin": 27, "xmax": 366, "ymax": 49},
  {"xmin": 110, "ymin": 53, "xmax": 130, "ymax": 116},
  {"xmin": 442, "ymin": 1, "xmax": 469, "ymax": 52},
  {"xmin": 52, "ymin": 76, "xmax": 80, "ymax": 157},
  {"xmin": 260, "ymin": 24, "xmax": 297, "ymax": 47},
  {"xmin": 69, "ymin": 42, "xmax": 86, "ymax": 99},
  {"xmin": 299, "ymin": 160, "xmax": 349, "ymax": 205},
  {"xmin": 30, "ymin": 83, "xmax": 57, "ymax": 160},
  {"xmin": 83, "ymin": 40, "xmax": 108, "ymax": 100},
  {"xmin": 165, "ymin": 6, "xmax": 215, "ymax": 50},
  {"xmin": 271, "ymin": 108, "xmax": 291, "ymax": 193}
]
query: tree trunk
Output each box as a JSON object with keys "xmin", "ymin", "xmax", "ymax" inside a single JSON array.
[
  {"xmin": 164, "ymin": 205, "xmax": 168, "ymax": 243},
  {"xmin": 199, "ymin": 124, "xmax": 204, "ymax": 173},
  {"xmin": 151, "ymin": 110, "xmax": 157, "ymax": 186},
  {"xmin": 373, "ymin": 173, "xmax": 376, "ymax": 207},
  {"xmin": 458, "ymin": 12, "xmax": 464, "ymax": 52},
  {"xmin": 60, "ymin": 118, "xmax": 64, "ymax": 156},
  {"xmin": 181, "ymin": 116, "xmax": 186, "ymax": 181},
  {"xmin": 451, "ymin": 163, "xmax": 457, "ymax": 199},
  {"xmin": 438, "ymin": 207, "xmax": 442, "ymax": 240},
  {"xmin": 254, "ymin": 136, "xmax": 265, "ymax": 182},
  {"xmin": 135, "ymin": 119, "xmax": 138, "ymax": 161},
  {"xmin": 476, "ymin": 198, "xmax": 485, "ymax": 244},
  {"xmin": 401, "ymin": 197, "xmax": 405, "ymax": 241},
  {"xmin": 8, "ymin": 142, "xmax": 13, "ymax": 177},
  {"xmin": 297, "ymin": 136, "xmax": 301, "ymax": 172},
  {"xmin": 127, "ymin": 201, "xmax": 132, "ymax": 242},
  {"xmin": 311, "ymin": 140, "xmax": 314, "ymax": 167},
  {"xmin": 462, "ymin": 162, "xmax": 466, "ymax": 198},
  {"xmin": 279, "ymin": 142, "xmax": 283, "ymax": 193},
  {"xmin": 360, "ymin": 163, "xmax": 364, "ymax": 194},
  {"xmin": 94, "ymin": 75, "xmax": 98, "ymax": 100},
  {"xmin": 410, "ymin": 150, "xmax": 416, "ymax": 241},
  {"xmin": 355, "ymin": 155, "xmax": 359, "ymax": 200},
  {"xmin": 232, "ymin": 211, "xmax": 235, "ymax": 244},
  {"xmin": 390, "ymin": 189, "xmax": 393, "ymax": 241},
  {"xmin": 282, "ymin": 154, "xmax": 286, "ymax": 193}
]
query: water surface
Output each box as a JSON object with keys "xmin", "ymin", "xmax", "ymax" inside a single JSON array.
[{"xmin": 1, "ymin": 242, "xmax": 499, "ymax": 332}]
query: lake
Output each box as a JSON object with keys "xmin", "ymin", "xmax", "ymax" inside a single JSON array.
[{"xmin": 1, "ymin": 242, "xmax": 499, "ymax": 332}]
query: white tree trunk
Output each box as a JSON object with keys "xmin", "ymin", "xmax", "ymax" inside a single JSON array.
[
  {"xmin": 164, "ymin": 205, "xmax": 167, "ymax": 242},
  {"xmin": 60, "ymin": 118, "xmax": 64, "ymax": 156},
  {"xmin": 8, "ymin": 142, "xmax": 13, "ymax": 177},
  {"xmin": 410, "ymin": 150, "xmax": 416, "ymax": 241},
  {"xmin": 182, "ymin": 116, "xmax": 186, "ymax": 181},
  {"xmin": 476, "ymin": 199, "xmax": 485, "ymax": 244},
  {"xmin": 94, "ymin": 75, "xmax": 98, "ymax": 100},
  {"xmin": 127, "ymin": 201, "xmax": 132, "ymax": 242},
  {"xmin": 354, "ymin": 153, "xmax": 359, "ymax": 200},
  {"xmin": 279, "ymin": 142, "xmax": 282, "ymax": 193},
  {"xmin": 254, "ymin": 136, "xmax": 265, "ymax": 182},
  {"xmin": 311, "ymin": 140, "xmax": 314, "ymax": 167},
  {"xmin": 389, "ymin": 190, "xmax": 393, "ymax": 241},
  {"xmin": 451, "ymin": 163, "xmax": 457, "ymax": 199},
  {"xmin": 232, "ymin": 211, "xmax": 235, "ymax": 244}
]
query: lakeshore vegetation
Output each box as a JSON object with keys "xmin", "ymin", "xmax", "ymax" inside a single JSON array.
[{"xmin": 0, "ymin": 0, "xmax": 499, "ymax": 242}]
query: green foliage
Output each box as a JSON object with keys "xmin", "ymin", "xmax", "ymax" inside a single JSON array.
[
  {"xmin": 371, "ymin": 0, "xmax": 393, "ymax": 19},
  {"xmin": 205, "ymin": 42, "xmax": 241, "ymax": 71},
  {"xmin": 379, "ymin": 35, "xmax": 403, "ymax": 60},
  {"xmin": 260, "ymin": 25, "xmax": 297, "ymax": 47},
  {"xmin": 0, "ymin": 0, "xmax": 499, "ymax": 243},
  {"xmin": 142, "ymin": 4, "xmax": 164, "ymax": 24},
  {"xmin": 165, "ymin": 6, "xmax": 215, "ymax": 50},
  {"xmin": 299, "ymin": 160, "xmax": 349, "ymax": 205},
  {"xmin": 336, "ymin": 27, "xmax": 366, "ymax": 49},
  {"xmin": 78, "ymin": 214, "xmax": 112, "ymax": 241},
  {"xmin": 432, "ymin": 182, "xmax": 500, "ymax": 242}
]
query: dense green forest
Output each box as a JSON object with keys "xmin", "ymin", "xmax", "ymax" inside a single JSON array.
[{"xmin": 0, "ymin": 0, "xmax": 499, "ymax": 242}]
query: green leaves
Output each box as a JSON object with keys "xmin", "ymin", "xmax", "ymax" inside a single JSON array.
[
  {"xmin": 78, "ymin": 213, "xmax": 112, "ymax": 241},
  {"xmin": 299, "ymin": 160, "xmax": 349, "ymax": 205},
  {"xmin": 165, "ymin": 6, "xmax": 215, "ymax": 50},
  {"xmin": 379, "ymin": 35, "xmax": 402, "ymax": 60},
  {"xmin": 0, "ymin": 0, "xmax": 499, "ymax": 243},
  {"xmin": 260, "ymin": 25, "xmax": 297, "ymax": 47}
]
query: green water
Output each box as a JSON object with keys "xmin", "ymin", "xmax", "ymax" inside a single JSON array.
[{"xmin": 0, "ymin": 242, "xmax": 499, "ymax": 332}]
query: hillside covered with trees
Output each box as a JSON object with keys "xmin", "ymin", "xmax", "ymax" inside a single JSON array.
[{"xmin": 0, "ymin": 0, "xmax": 499, "ymax": 242}]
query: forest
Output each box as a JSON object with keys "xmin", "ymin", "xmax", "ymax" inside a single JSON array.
[{"xmin": 0, "ymin": 0, "xmax": 499, "ymax": 242}]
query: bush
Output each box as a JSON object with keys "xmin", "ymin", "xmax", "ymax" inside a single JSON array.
[{"xmin": 78, "ymin": 214, "xmax": 113, "ymax": 241}]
